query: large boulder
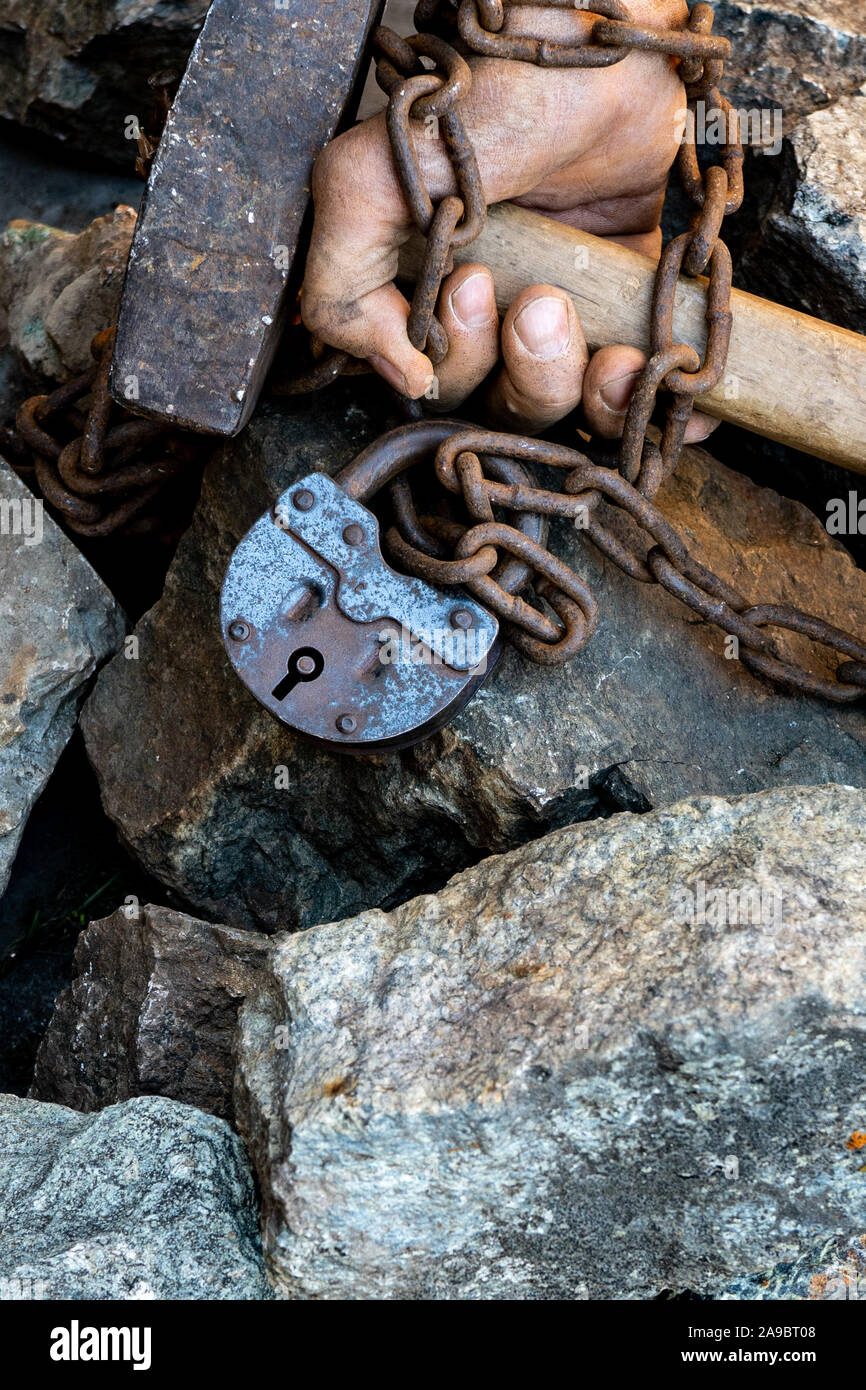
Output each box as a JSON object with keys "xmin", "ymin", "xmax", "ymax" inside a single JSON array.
[
  {"xmin": 0, "ymin": 1093, "xmax": 274, "ymax": 1299},
  {"xmin": 82, "ymin": 394, "xmax": 866, "ymax": 933},
  {"xmin": 235, "ymin": 783, "xmax": 866, "ymax": 1300},
  {"xmin": 0, "ymin": 1, "xmax": 206, "ymax": 164},
  {"xmin": 0, "ymin": 459, "xmax": 125, "ymax": 898},
  {"xmin": 31, "ymin": 904, "xmax": 269, "ymax": 1123}
]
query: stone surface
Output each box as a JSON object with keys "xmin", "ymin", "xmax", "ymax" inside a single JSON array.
[
  {"xmin": 0, "ymin": 207, "xmax": 135, "ymax": 382},
  {"xmin": 31, "ymin": 904, "xmax": 269, "ymax": 1122},
  {"xmin": 0, "ymin": 1, "xmax": 207, "ymax": 164},
  {"xmin": 235, "ymin": 783, "xmax": 866, "ymax": 1300},
  {"xmin": 709, "ymin": 1233, "xmax": 866, "ymax": 1301},
  {"xmin": 714, "ymin": 1, "xmax": 866, "ymax": 127},
  {"xmin": 82, "ymin": 392, "xmax": 866, "ymax": 934},
  {"xmin": 0, "ymin": 1093, "xmax": 274, "ymax": 1300},
  {"xmin": 0, "ymin": 460, "xmax": 124, "ymax": 898},
  {"xmin": 738, "ymin": 88, "xmax": 866, "ymax": 334}
]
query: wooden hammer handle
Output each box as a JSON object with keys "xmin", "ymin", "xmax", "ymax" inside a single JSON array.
[{"xmin": 398, "ymin": 201, "xmax": 866, "ymax": 475}]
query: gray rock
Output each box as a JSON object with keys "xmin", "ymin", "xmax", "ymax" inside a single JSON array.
[
  {"xmin": 709, "ymin": 1233, "xmax": 866, "ymax": 1301},
  {"xmin": 714, "ymin": 1, "xmax": 866, "ymax": 127},
  {"xmin": 0, "ymin": 1093, "xmax": 274, "ymax": 1300},
  {"xmin": 31, "ymin": 904, "xmax": 269, "ymax": 1123},
  {"xmin": 0, "ymin": 1, "xmax": 206, "ymax": 164},
  {"xmin": 0, "ymin": 208, "xmax": 135, "ymax": 381},
  {"xmin": 235, "ymin": 783, "xmax": 866, "ymax": 1300},
  {"xmin": 0, "ymin": 460, "xmax": 124, "ymax": 898},
  {"xmin": 738, "ymin": 88, "xmax": 866, "ymax": 333},
  {"xmin": 82, "ymin": 393, "xmax": 866, "ymax": 934}
]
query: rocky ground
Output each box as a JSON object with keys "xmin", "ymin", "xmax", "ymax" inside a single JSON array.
[{"xmin": 0, "ymin": 0, "xmax": 864, "ymax": 1302}]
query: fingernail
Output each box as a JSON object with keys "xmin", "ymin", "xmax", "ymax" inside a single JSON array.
[
  {"xmin": 368, "ymin": 354, "xmax": 408, "ymax": 394},
  {"xmin": 450, "ymin": 272, "xmax": 494, "ymax": 328},
  {"xmin": 685, "ymin": 414, "xmax": 717, "ymax": 444},
  {"xmin": 513, "ymin": 296, "xmax": 570, "ymax": 360},
  {"xmin": 600, "ymin": 370, "xmax": 641, "ymax": 412}
]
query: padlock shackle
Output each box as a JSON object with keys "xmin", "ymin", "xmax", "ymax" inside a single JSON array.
[
  {"xmin": 335, "ymin": 419, "xmax": 548, "ymax": 598},
  {"xmin": 334, "ymin": 418, "xmax": 466, "ymax": 502}
]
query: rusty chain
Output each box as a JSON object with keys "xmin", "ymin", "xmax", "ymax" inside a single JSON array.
[
  {"xmin": 383, "ymin": 425, "xmax": 866, "ymax": 698},
  {"xmin": 344, "ymin": 0, "xmax": 863, "ymax": 701},
  {"xmin": 7, "ymin": 328, "xmax": 204, "ymax": 538}
]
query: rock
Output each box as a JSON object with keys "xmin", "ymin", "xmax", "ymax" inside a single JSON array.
[
  {"xmin": 0, "ymin": 1, "xmax": 206, "ymax": 164},
  {"xmin": 0, "ymin": 459, "xmax": 124, "ymax": 898},
  {"xmin": 82, "ymin": 391, "xmax": 866, "ymax": 934},
  {"xmin": 709, "ymin": 1233, "xmax": 866, "ymax": 1301},
  {"xmin": 714, "ymin": 2, "xmax": 866, "ymax": 128},
  {"xmin": 235, "ymin": 783, "xmax": 866, "ymax": 1300},
  {"xmin": 0, "ymin": 208, "xmax": 135, "ymax": 381},
  {"xmin": 738, "ymin": 88, "xmax": 866, "ymax": 334},
  {"xmin": 31, "ymin": 904, "xmax": 269, "ymax": 1123},
  {"xmin": 0, "ymin": 1093, "xmax": 274, "ymax": 1299}
]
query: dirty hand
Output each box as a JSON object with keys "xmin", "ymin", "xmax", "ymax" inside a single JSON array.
[{"xmin": 302, "ymin": 0, "xmax": 716, "ymax": 441}]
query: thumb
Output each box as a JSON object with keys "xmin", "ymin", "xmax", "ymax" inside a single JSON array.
[{"xmin": 302, "ymin": 281, "xmax": 434, "ymax": 399}]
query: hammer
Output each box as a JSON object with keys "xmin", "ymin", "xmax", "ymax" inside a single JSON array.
[{"xmin": 111, "ymin": 0, "xmax": 866, "ymax": 475}]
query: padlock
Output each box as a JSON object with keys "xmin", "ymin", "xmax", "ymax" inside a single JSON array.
[
  {"xmin": 221, "ymin": 423, "xmax": 508, "ymax": 751},
  {"xmin": 221, "ymin": 419, "xmax": 547, "ymax": 752}
]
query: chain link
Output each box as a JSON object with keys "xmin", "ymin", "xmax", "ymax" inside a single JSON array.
[
  {"xmin": 6, "ymin": 329, "xmax": 204, "ymax": 538},
  {"xmin": 382, "ymin": 426, "xmax": 866, "ymax": 699}
]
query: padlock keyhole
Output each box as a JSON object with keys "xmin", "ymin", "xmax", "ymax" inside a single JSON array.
[{"xmin": 272, "ymin": 646, "xmax": 324, "ymax": 701}]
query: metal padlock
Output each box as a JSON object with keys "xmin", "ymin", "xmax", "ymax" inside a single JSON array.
[{"xmin": 221, "ymin": 426, "xmax": 503, "ymax": 752}]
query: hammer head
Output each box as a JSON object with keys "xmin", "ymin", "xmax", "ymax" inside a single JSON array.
[{"xmin": 110, "ymin": 0, "xmax": 383, "ymax": 436}]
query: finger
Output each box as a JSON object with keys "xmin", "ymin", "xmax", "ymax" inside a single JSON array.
[
  {"xmin": 683, "ymin": 412, "xmax": 720, "ymax": 444},
  {"xmin": 429, "ymin": 264, "xmax": 500, "ymax": 411},
  {"xmin": 486, "ymin": 285, "xmax": 588, "ymax": 434},
  {"xmin": 583, "ymin": 345, "xmax": 719, "ymax": 443},
  {"xmin": 302, "ymin": 126, "xmax": 434, "ymax": 398},
  {"xmin": 303, "ymin": 279, "xmax": 434, "ymax": 400},
  {"xmin": 582, "ymin": 345, "xmax": 647, "ymax": 439}
]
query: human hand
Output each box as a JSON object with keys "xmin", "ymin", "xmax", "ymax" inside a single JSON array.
[{"xmin": 302, "ymin": 1, "xmax": 716, "ymax": 441}]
